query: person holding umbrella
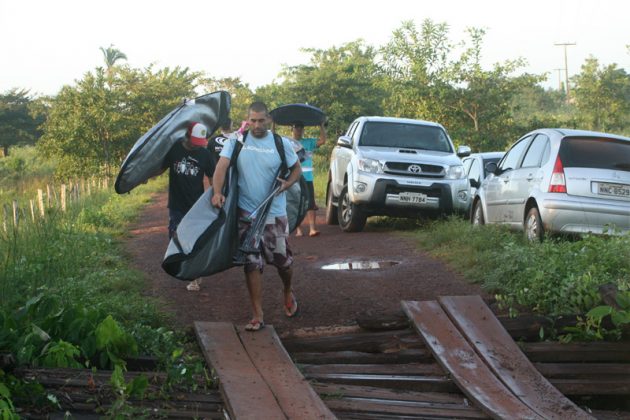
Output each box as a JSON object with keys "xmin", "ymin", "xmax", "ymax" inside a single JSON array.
[{"xmin": 290, "ymin": 121, "xmax": 326, "ymax": 237}]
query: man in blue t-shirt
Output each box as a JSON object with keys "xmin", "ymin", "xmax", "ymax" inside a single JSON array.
[
  {"xmin": 291, "ymin": 121, "xmax": 327, "ymax": 237},
  {"xmin": 211, "ymin": 102, "xmax": 302, "ymax": 331}
]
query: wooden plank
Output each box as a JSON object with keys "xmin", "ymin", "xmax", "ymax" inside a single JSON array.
[
  {"xmin": 521, "ymin": 342, "xmax": 630, "ymax": 362},
  {"xmin": 325, "ymin": 398, "xmax": 488, "ymax": 419},
  {"xmin": 291, "ymin": 349, "xmax": 432, "ymax": 365},
  {"xmin": 354, "ymin": 310, "xmax": 580, "ymax": 341},
  {"xmin": 439, "ymin": 295, "xmax": 593, "ymax": 420},
  {"xmin": 312, "ymin": 382, "xmax": 467, "ymax": 405},
  {"xmin": 300, "ymin": 363, "xmax": 445, "ymax": 376},
  {"xmin": 401, "ymin": 300, "xmax": 544, "ymax": 420},
  {"xmin": 535, "ymin": 362, "xmax": 630, "ymax": 378},
  {"xmin": 305, "ymin": 372, "xmax": 458, "ymax": 393},
  {"xmin": 237, "ymin": 325, "xmax": 336, "ymax": 420},
  {"xmin": 549, "ymin": 378, "xmax": 630, "ymax": 395},
  {"xmin": 194, "ymin": 321, "xmax": 286, "ymax": 420},
  {"xmin": 282, "ymin": 329, "xmax": 421, "ymax": 353}
]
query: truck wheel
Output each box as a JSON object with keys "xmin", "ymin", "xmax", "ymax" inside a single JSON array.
[
  {"xmin": 337, "ymin": 185, "xmax": 367, "ymax": 232},
  {"xmin": 325, "ymin": 181, "xmax": 338, "ymax": 225}
]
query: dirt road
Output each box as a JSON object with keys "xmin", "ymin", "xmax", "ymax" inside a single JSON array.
[{"xmin": 125, "ymin": 193, "xmax": 485, "ymax": 334}]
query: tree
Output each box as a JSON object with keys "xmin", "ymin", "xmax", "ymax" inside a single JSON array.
[
  {"xmin": 100, "ymin": 45, "xmax": 127, "ymax": 70},
  {"xmin": 0, "ymin": 89, "xmax": 43, "ymax": 157},
  {"xmin": 39, "ymin": 65, "xmax": 199, "ymax": 178},
  {"xmin": 257, "ymin": 40, "xmax": 385, "ymax": 137},
  {"xmin": 572, "ymin": 57, "xmax": 630, "ymax": 133},
  {"xmin": 200, "ymin": 77, "xmax": 254, "ymax": 125},
  {"xmin": 444, "ymin": 28, "xmax": 544, "ymax": 150},
  {"xmin": 378, "ymin": 19, "xmax": 453, "ymax": 122},
  {"xmin": 378, "ymin": 20, "xmax": 543, "ymax": 151}
]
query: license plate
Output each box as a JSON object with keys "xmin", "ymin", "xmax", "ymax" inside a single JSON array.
[
  {"xmin": 598, "ymin": 182, "xmax": 630, "ymax": 198},
  {"xmin": 399, "ymin": 192, "xmax": 427, "ymax": 204}
]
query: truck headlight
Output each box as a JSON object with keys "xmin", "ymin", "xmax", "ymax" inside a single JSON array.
[
  {"xmin": 446, "ymin": 165, "xmax": 465, "ymax": 179},
  {"xmin": 357, "ymin": 158, "xmax": 382, "ymax": 174}
]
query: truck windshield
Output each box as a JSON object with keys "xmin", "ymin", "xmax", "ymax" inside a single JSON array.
[{"xmin": 359, "ymin": 122, "xmax": 452, "ymax": 153}]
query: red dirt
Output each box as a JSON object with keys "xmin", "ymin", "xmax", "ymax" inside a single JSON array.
[{"xmin": 125, "ymin": 192, "xmax": 486, "ymax": 334}]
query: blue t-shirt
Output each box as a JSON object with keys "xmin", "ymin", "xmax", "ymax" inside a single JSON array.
[
  {"xmin": 220, "ymin": 131, "xmax": 298, "ymax": 217},
  {"xmin": 299, "ymin": 137, "xmax": 318, "ymax": 182}
]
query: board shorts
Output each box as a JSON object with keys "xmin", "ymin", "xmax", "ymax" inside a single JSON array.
[
  {"xmin": 238, "ymin": 209, "xmax": 293, "ymax": 273},
  {"xmin": 305, "ymin": 180, "xmax": 318, "ymax": 211}
]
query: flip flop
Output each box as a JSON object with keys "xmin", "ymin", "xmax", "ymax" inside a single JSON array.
[
  {"xmin": 245, "ymin": 319, "xmax": 265, "ymax": 331},
  {"xmin": 285, "ymin": 294, "xmax": 299, "ymax": 318}
]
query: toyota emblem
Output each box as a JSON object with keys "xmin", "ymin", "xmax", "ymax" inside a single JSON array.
[{"xmin": 408, "ymin": 164, "xmax": 422, "ymax": 173}]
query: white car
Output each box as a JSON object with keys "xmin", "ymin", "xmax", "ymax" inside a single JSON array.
[
  {"xmin": 471, "ymin": 128, "xmax": 630, "ymax": 240},
  {"xmin": 462, "ymin": 152, "xmax": 505, "ymax": 215},
  {"xmin": 326, "ymin": 116, "xmax": 471, "ymax": 232}
]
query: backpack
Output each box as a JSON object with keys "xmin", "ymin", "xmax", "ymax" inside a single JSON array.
[{"xmin": 234, "ymin": 131, "xmax": 310, "ymax": 232}]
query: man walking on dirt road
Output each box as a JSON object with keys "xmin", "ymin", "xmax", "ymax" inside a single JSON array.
[{"xmin": 211, "ymin": 102, "xmax": 302, "ymax": 331}]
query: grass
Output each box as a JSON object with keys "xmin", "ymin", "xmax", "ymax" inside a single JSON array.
[
  {"xmin": 407, "ymin": 217, "xmax": 630, "ymax": 317},
  {"xmin": 0, "ymin": 175, "xmax": 187, "ymax": 361}
]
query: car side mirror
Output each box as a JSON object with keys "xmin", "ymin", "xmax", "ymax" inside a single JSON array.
[
  {"xmin": 485, "ymin": 162, "xmax": 498, "ymax": 175},
  {"xmin": 457, "ymin": 145, "xmax": 471, "ymax": 158},
  {"xmin": 337, "ymin": 136, "xmax": 352, "ymax": 148},
  {"xmin": 469, "ymin": 178, "xmax": 480, "ymax": 189}
]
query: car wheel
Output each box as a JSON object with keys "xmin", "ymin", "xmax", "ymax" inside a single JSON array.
[
  {"xmin": 337, "ymin": 185, "xmax": 367, "ymax": 232},
  {"xmin": 471, "ymin": 200, "xmax": 485, "ymax": 225},
  {"xmin": 525, "ymin": 207, "xmax": 544, "ymax": 242},
  {"xmin": 325, "ymin": 180, "xmax": 338, "ymax": 225}
]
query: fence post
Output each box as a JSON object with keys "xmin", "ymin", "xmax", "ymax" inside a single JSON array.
[
  {"xmin": 37, "ymin": 189, "xmax": 45, "ymax": 217},
  {"xmin": 2, "ymin": 205, "xmax": 7, "ymax": 233},
  {"xmin": 61, "ymin": 184, "xmax": 67, "ymax": 212},
  {"xmin": 47, "ymin": 184, "xmax": 52, "ymax": 207},
  {"xmin": 30, "ymin": 199, "xmax": 35, "ymax": 222},
  {"xmin": 12, "ymin": 200, "xmax": 19, "ymax": 228}
]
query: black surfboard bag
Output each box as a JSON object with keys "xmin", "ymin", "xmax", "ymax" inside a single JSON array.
[
  {"xmin": 161, "ymin": 132, "xmax": 309, "ymax": 280},
  {"xmin": 115, "ymin": 91, "xmax": 231, "ymax": 194}
]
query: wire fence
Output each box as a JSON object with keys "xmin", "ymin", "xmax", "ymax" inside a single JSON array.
[{"xmin": 1, "ymin": 177, "xmax": 112, "ymax": 233}]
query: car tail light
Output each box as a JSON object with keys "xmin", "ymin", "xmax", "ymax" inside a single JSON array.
[{"xmin": 549, "ymin": 155, "xmax": 567, "ymax": 193}]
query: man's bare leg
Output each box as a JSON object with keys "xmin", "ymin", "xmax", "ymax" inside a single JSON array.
[
  {"xmin": 279, "ymin": 266, "xmax": 297, "ymax": 316},
  {"xmin": 245, "ymin": 269, "xmax": 264, "ymax": 324},
  {"xmin": 307, "ymin": 210, "xmax": 319, "ymax": 236}
]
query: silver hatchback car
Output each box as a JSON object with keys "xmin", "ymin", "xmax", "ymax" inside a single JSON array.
[{"xmin": 471, "ymin": 128, "xmax": 630, "ymax": 240}]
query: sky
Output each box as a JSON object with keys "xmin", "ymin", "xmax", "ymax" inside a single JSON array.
[{"xmin": 1, "ymin": 0, "xmax": 629, "ymax": 97}]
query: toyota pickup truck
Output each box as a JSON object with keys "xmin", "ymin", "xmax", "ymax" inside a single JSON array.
[{"xmin": 326, "ymin": 116, "xmax": 471, "ymax": 232}]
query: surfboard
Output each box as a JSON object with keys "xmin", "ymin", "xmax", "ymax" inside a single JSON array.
[
  {"xmin": 270, "ymin": 103, "xmax": 325, "ymax": 126},
  {"xmin": 115, "ymin": 91, "xmax": 231, "ymax": 194}
]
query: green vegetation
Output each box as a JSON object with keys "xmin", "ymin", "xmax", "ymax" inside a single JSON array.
[
  {"xmin": 0, "ymin": 174, "xmax": 212, "ymax": 415},
  {"xmin": 407, "ymin": 217, "xmax": 630, "ymax": 338},
  {"xmin": 0, "ymin": 146, "xmax": 56, "ymax": 203}
]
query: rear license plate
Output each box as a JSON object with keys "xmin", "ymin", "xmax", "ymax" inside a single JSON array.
[
  {"xmin": 399, "ymin": 192, "xmax": 427, "ymax": 204},
  {"xmin": 597, "ymin": 182, "xmax": 630, "ymax": 198}
]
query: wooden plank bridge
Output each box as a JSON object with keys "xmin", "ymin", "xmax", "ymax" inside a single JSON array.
[{"xmin": 193, "ymin": 295, "xmax": 630, "ymax": 419}]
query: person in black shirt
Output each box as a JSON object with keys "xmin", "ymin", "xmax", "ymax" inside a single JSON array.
[{"xmin": 162, "ymin": 121, "xmax": 214, "ymax": 291}]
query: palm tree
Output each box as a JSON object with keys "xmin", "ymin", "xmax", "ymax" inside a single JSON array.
[{"xmin": 100, "ymin": 44, "xmax": 127, "ymax": 70}]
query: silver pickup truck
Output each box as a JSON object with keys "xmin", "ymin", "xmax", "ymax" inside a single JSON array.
[{"xmin": 326, "ymin": 116, "xmax": 471, "ymax": 232}]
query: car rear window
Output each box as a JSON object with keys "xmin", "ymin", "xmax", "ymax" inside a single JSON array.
[
  {"xmin": 560, "ymin": 137, "xmax": 630, "ymax": 171},
  {"xmin": 359, "ymin": 122, "xmax": 452, "ymax": 152}
]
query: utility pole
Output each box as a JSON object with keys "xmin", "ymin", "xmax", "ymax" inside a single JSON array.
[
  {"xmin": 554, "ymin": 42, "xmax": 576, "ymax": 101},
  {"xmin": 553, "ymin": 68, "xmax": 564, "ymax": 92}
]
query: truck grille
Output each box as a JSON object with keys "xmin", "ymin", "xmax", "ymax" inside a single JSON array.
[{"xmin": 384, "ymin": 162, "xmax": 444, "ymax": 178}]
